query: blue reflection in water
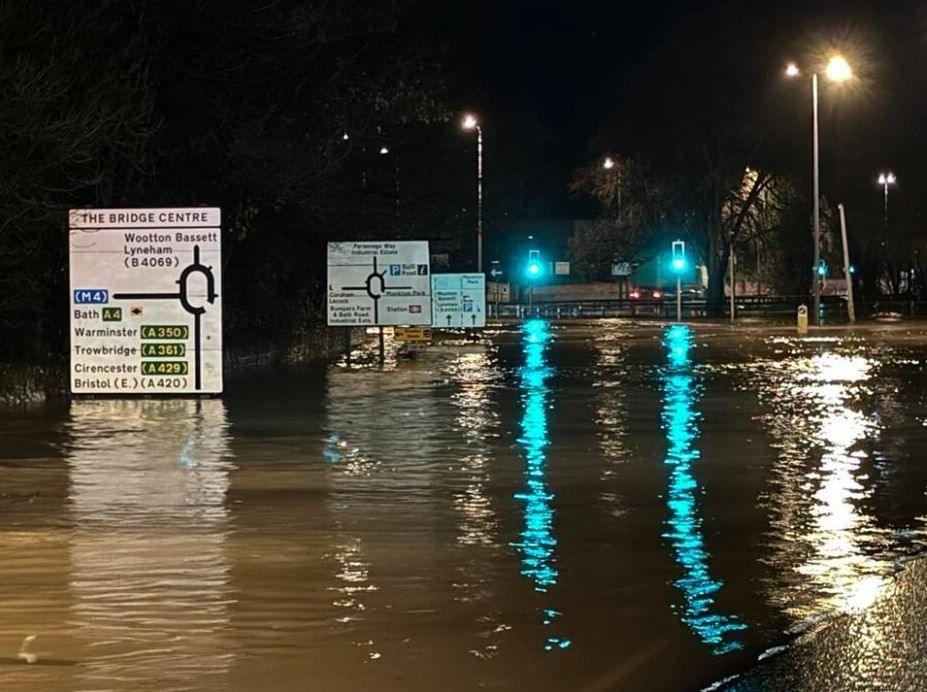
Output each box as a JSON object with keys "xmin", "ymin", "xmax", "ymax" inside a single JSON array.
[
  {"xmin": 513, "ymin": 319, "xmax": 570, "ymax": 651},
  {"xmin": 661, "ymin": 325, "xmax": 746, "ymax": 655}
]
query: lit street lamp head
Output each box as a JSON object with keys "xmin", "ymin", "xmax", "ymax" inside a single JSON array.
[
  {"xmin": 878, "ymin": 172, "xmax": 897, "ymax": 186},
  {"xmin": 785, "ymin": 62, "xmax": 800, "ymax": 78},
  {"xmin": 603, "ymin": 157, "xmax": 615, "ymax": 170},
  {"xmin": 825, "ymin": 55, "xmax": 852, "ymax": 82},
  {"xmin": 462, "ymin": 113, "xmax": 479, "ymax": 130}
]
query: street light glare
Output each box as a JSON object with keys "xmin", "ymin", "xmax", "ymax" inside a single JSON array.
[
  {"xmin": 878, "ymin": 172, "xmax": 897, "ymax": 185},
  {"xmin": 603, "ymin": 157, "xmax": 615, "ymax": 170},
  {"xmin": 462, "ymin": 113, "xmax": 478, "ymax": 130},
  {"xmin": 825, "ymin": 55, "xmax": 852, "ymax": 83},
  {"xmin": 379, "ymin": 146, "xmax": 389, "ymax": 155},
  {"xmin": 785, "ymin": 63, "xmax": 800, "ymax": 78}
]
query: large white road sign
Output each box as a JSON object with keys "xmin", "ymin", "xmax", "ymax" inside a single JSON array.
[
  {"xmin": 69, "ymin": 208, "xmax": 223, "ymax": 394},
  {"xmin": 327, "ymin": 241, "xmax": 431, "ymax": 326},
  {"xmin": 432, "ymin": 273, "xmax": 486, "ymax": 328}
]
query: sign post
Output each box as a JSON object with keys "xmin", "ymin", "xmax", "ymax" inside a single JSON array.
[
  {"xmin": 68, "ymin": 207, "xmax": 223, "ymax": 395},
  {"xmin": 431, "ymin": 273, "xmax": 486, "ymax": 328}
]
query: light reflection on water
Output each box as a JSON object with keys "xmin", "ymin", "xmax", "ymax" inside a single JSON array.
[
  {"xmin": 661, "ymin": 325, "xmax": 747, "ymax": 654},
  {"xmin": 443, "ymin": 345, "xmax": 511, "ymax": 660},
  {"xmin": 513, "ymin": 319, "xmax": 570, "ymax": 651},
  {"xmin": 447, "ymin": 348, "xmax": 501, "ymax": 548},
  {"xmin": 66, "ymin": 399, "xmax": 234, "ymax": 689},
  {"xmin": 592, "ymin": 327, "xmax": 632, "ymax": 516},
  {"xmin": 752, "ymin": 345, "xmax": 896, "ymax": 622}
]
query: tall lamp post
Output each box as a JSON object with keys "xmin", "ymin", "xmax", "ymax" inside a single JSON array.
[
  {"xmin": 462, "ymin": 113, "xmax": 484, "ymax": 273},
  {"xmin": 602, "ymin": 156, "xmax": 623, "ymax": 207},
  {"xmin": 786, "ymin": 55, "xmax": 853, "ymax": 325},
  {"xmin": 877, "ymin": 172, "xmax": 896, "ymax": 226}
]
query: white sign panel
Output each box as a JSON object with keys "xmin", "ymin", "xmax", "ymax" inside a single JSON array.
[
  {"xmin": 612, "ymin": 261, "xmax": 631, "ymax": 277},
  {"xmin": 327, "ymin": 241, "xmax": 432, "ymax": 326},
  {"xmin": 431, "ymin": 273, "xmax": 486, "ymax": 328},
  {"xmin": 555, "ymin": 261, "xmax": 570, "ymax": 276},
  {"xmin": 69, "ymin": 207, "xmax": 222, "ymax": 394}
]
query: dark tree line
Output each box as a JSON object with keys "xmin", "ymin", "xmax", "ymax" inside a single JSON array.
[{"xmin": 0, "ymin": 0, "xmax": 467, "ymax": 364}]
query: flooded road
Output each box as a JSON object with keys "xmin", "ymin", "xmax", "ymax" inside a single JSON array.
[{"xmin": 3, "ymin": 320, "xmax": 927, "ymax": 691}]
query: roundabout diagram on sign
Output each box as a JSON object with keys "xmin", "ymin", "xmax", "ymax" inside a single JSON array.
[
  {"xmin": 113, "ymin": 245, "xmax": 218, "ymax": 391},
  {"xmin": 339, "ymin": 256, "xmax": 412, "ymax": 323}
]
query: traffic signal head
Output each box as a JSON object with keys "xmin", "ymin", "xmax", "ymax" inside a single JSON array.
[
  {"xmin": 671, "ymin": 240, "xmax": 686, "ymax": 273},
  {"xmin": 526, "ymin": 249, "xmax": 542, "ymax": 279}
]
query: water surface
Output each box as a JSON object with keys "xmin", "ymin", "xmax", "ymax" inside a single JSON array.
[{"xmin": 3, "ymin": 321, "xmax": 927, "ymax": 690}]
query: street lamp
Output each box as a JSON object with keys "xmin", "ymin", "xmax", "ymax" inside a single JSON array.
[
  {"xmin": 462, "ymin": 113, "xmax": 484, "ymax": 273},
  {"xmin": 786, "ymin": 54, "xmax": 853, "ymax": 325},
  {"xmin": 877, "ymin": 172, "xmax": 896, "ymax": 225},
  {"xmin": 602, "ymin": 155, "xmax": 623, "ymax": 207}
]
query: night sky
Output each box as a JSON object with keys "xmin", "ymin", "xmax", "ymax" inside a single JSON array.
[{"xmin": 414, "ymin": 0, "xmax": 927, "ymax": 220}]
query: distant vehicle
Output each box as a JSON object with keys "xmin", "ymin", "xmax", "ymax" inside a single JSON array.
[{"xmin": 628, "ymin": 286, "xmax": 703, "ymax": 299}]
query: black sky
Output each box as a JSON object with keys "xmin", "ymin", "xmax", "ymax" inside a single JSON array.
[{"xmin": 414, "ymin": 0, "xmax": 927, "ymax": 221}]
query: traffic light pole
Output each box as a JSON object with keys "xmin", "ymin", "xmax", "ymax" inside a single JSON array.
[{"xmin": 676, "ymin": 275, "xmax": 682, "ymax": 322}]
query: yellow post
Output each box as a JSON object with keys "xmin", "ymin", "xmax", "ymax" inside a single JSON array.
[{"xmin": 797, "ymin": 304, "xmax": 809, "ymax": 333}]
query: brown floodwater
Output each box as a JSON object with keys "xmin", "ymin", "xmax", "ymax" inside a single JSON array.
[{"xmin": 3, "ymin": 320, "xmax": 927, "ymax": 691}]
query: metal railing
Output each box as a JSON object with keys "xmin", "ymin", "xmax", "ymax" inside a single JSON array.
[{"xmin": 490, "ymin": 295, "xmax": 927, "ymax": 321}]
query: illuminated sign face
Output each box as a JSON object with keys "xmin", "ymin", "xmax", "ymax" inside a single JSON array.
[
  {"xmin": 327, "ymin": 241, "xmax": 432, "ymax": 326},
  {"xmin": 68, "ymin": 208, "xmax": 223, "ymax": 395},
  {"xmin": 431, "ymin": 273, "xmax": 486, "ymax": 328}
]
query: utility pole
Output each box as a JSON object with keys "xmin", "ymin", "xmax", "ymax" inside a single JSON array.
[
  {"xmin": 728, "ymin": 234, "xmax": 735, "ymax": 323},
  {"xmin": 838, "ymin": 204, "xmax": 855, "ymax": 324}
]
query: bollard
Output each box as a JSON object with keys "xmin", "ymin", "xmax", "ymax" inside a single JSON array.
[{"xmin": 797, "ymin": 304, "xmax": 809, "ymax": 333}]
